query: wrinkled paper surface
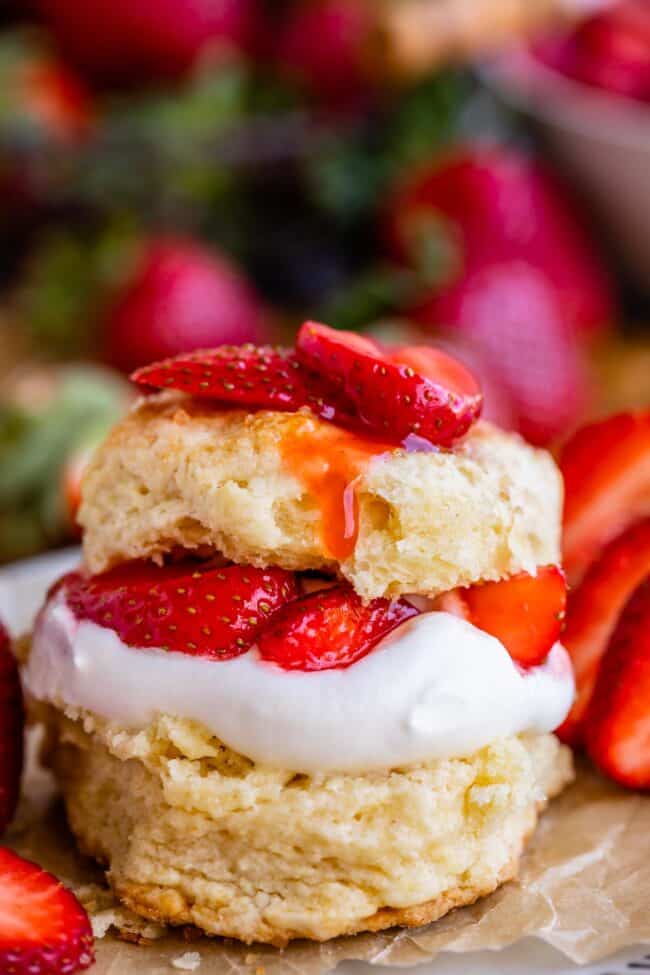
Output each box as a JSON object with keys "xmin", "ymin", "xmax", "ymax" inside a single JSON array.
[{"xmin": 7, "ymin": 758, "xmax": 650, "ymax": 974}]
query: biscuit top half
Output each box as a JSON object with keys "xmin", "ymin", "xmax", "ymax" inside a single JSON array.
[{"xmin": 78, "ymin": 394, "xmax": 562, "ymax": 600}]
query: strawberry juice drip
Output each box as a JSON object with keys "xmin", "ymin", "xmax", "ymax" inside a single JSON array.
[{"xmin": 280, "ymin": 417, "xmax": 393, "ymax": 560}]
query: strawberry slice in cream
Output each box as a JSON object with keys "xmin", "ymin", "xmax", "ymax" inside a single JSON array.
[{"xmin": 25, "ymin": 588, "xmax": 574, "ymax": 774}]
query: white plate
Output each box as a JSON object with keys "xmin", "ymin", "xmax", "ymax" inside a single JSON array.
[{"xmin": 1, "ymin": 549, "xmax": 646, "ymax": 975}]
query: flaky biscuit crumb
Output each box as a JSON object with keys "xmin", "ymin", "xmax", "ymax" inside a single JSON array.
[
  {"xmin": 172, "ymin": 952, "xmax": 201, "ymax": 971},
  {"xmin": 47, "ymin": 706, "xmax": 573, "ymax": 945},
  {"xmin": 79, "ymin": 399, "xmax": 562, "ymax": 599}
]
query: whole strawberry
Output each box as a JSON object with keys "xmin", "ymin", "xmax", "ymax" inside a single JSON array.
[
  {"xmin": 386, "ymin": 145, "xmax": 615, "ymax": 339},
  {"xmin": 36, "ymin": 0, "xmax": 263, "ymax": 87},
  {"xmin": 104, "ymin": 237, "xmax": 270, "ymax": 374},
  {"xmin": 275, "ymin": 0, "xmax": 374, "ymax": 106},
  {"xmin": 0, "ymin": 620, "xmax": 23, "ymax": 836}
]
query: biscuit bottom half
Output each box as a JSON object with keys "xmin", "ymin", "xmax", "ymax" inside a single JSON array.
[{"xmin": 47, "ymin": 711, "xmax": 573, "ymax": 946}]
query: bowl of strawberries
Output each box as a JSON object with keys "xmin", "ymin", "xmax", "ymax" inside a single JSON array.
[{"xmin": 485, "ymin": 0, "xmax": 650, "ymax": 290}]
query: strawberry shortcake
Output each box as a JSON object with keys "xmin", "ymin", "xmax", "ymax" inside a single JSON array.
[{"xmin": 24, "ymin": 323, "xmax": 575, "ymax": 946}]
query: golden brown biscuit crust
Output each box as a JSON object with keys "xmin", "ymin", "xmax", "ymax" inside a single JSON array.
[
  {"xmin": 48, "ymin": 709, "xmax": 573, "ymax": 946},
  {"xmin": 115, "ymin": 861, "xmax": 519, "ymax": 947}
]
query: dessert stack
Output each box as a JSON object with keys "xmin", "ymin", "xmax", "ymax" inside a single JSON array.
[{"xmin": 24, "ymin": 323, "xmax": 575, "ymax": 945}]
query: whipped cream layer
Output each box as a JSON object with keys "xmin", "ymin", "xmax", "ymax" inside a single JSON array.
[{"xmin": 25, "ymin": 593, "xmax": 575, "ymax": 774}]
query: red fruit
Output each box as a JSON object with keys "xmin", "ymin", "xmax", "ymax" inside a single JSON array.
[
  {"xmin": 437, "ymin": 566, "xmax": 567, "ymax": 668},
  {"xmin": 538, "ymin": 0, "xmax": 650, "ymax": 102},
  {"xmin": 0, "ymin": 847, "xmax": 94, "ymax": 974},
  {"xmin": 0, "ymin": 622, "xmax": 23, "ymax": 835},
  {"xmin": 37, "ymin": 0, "xmax": 263, "ymax": 87},
  {"xmin": 413, "ymin": 261, "xmax": 588, "ymax": 445},
  {"xmin": 133, "ymin": 345, "xmax": 305, "ymax": 407},
  {"xmin": 257, "ymin": 583, "xmax": 419, "ymax": 671},
  {"xmin": 132, "ymin": 344, "xmax": 355, "ymax": 423},
  {"xmin": 428, "ymin": 331, "xmax": 517, "ymax": 431},
  {"xmin": 561, "ymin": 410, "xmax": 650, "ymax": 586},
  {"xmin": 389, "ymin": 343, "xmax": 484, "ymax": 405},
  {"xmin": 276, "ymin": 0, "xmax": 373, "ymax": 106},
  {"xmin": 558, "ymin": 519, "xmax": 650, "ymax": 747},
  {"xmin": 61, "ymin": 561, "xmax": 299, "ymax": 660},
  {"xmin": 104, "ymin": 238, "xmax": 269, "ymax": 374},
  {"xmin": 386, "ymin": 145, "xmax": 615, "ymax": 338},
  {"xmin": 14, "ymin": 59, "xmax": 93, "ymax": 141},
  {"xmin": 296, "ymin": 321, "xmax": 483, "ymax": 446},
  {"xmin": 578, "ymin": 1, "xmax": 650, "ymax": 100},
  {"xmin": 585, "ymin": 576, "xmax": 650, "ymax": 790}
]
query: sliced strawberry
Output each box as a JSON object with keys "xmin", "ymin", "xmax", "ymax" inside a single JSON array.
[
  {"xmin": 61, "ymin": 561, "xmax": 299, "ymax": 660},
  {"xmin": 558, "ymin": 519, "xmax": 650, "ymax": 746},
  {"xmin": 133, "ymin": 345, "xmax": 308, "ymax": 407},
  {"xmin": 132, "ymin": 344, "xmax": 356, "ymax": 424},
  {"xmin": 437, "ymin": 566, "xmax": 567, "ymax": 668},
  {"xmin": 0, "ymin": 847, "xmax": 94, "ymax": 975},
  {"xmin": 585, "ymin": 576, "xmax": 650, "ymax": 790},
  {"xmin": 257, "ymin": 583, "xmax": 419, "ymax": 671},
  {"xmin": 561, "ymin": 411, "xmax": 650, "ymax": 586},
  {"xmin": 296, "ymin": 321, "xmax": 483, "ymax": 446},
  {"xmin": 0, "ymin": 621, "xmax": 23, "ymax": 836},
  {"xmin": 389, "ymin": 343, "xmax": 483, "ymax": 403},
  {"xmin": 132, "ymin": 330, "xmax": 483, "ymax": 447}
]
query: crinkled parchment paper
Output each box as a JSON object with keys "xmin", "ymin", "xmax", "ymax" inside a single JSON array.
[{"xmin": 7, "ymin": 757, "xmax": 650, "ymax": 974}]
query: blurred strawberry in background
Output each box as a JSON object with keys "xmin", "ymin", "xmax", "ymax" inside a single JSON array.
[
  {"xmin": 536, "ymin": 0, "xmax": 650, "ymax": 102},
  {"xmin": 421, "ymin": 331, "xmax": 518, "ymax": 431},
  {"xmin": 367, "ymin": 319, "xmax": 518, "ymax": 431},
  {"xmin": 417, "ymin": 260, "xmax": 589, "ymax": 445},
  {"xmin": 104, "ymin": 237, "xmax": 270, "ymax": 373},
  {"xmin": 386, "ymin": 145, "xmax": 615, "ymax": 338},
  {"xmin": 36, "ymin": 0, "xmax": 264, "ymax": 87},
  {"xmin": 0, "ymin": 0, "xmax": 642, "ymax": 566},
  {"xmin": 276, "ymin": 0, "xmax": 374, "ymax": 107},
  {"xmin": 383, "ymin": 144, "xmax": 615, "ymax": 444},
  {"xmin": 0, "ymin": 36, "xmax": 92, "ymax": 143},
  {"xmin": 0, "ymin": 33, "xmax": 93, "ymax": 273}
]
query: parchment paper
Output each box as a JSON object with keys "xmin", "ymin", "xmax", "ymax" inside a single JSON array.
[{"xmin": 7, "ymin": 757, "xmax": 650, "ymax": 974}]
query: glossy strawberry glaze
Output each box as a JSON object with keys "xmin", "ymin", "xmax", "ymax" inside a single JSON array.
[{"xmin": 280, "ymin": 416, "xmax": 394, "ymax": 560}]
